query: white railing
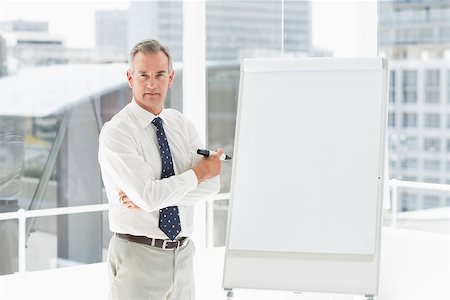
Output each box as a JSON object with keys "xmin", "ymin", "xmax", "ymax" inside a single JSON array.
[
  {"xmin": 389, "ymin": 179, "xmax": 450, "ymax": 228},
  {"xmin": 0, "ymin": 203, "xmax": 109, "ymax": 274},
  {"xmin": 1, "ymin": 180, "xmax": 449, "ymax": 275}
]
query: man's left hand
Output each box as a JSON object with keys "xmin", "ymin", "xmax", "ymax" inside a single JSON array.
[{"xmin": 119, "ymin": 190, "xmax": 140, "ymax": 209}]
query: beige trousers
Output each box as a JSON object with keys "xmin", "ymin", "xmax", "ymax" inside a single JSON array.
[{"xmin": 107, "ymin": 235, "xmax": 196, "ymax": 300}]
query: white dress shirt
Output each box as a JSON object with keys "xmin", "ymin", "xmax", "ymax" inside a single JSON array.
[{"xmin": 98, "ymin": 99, "xmax": 220, "ymax": 239}]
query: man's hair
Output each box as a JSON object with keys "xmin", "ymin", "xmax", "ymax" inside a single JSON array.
[{"xmin": 129, "ymin": 39, "xmax": 172, "ymax": 72}]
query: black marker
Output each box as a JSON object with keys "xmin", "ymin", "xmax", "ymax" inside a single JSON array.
[{"xmin": 197, "ymin": 149, "xmax": 232, "ymax": 161}]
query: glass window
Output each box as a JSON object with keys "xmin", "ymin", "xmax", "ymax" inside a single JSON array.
[
  {"xmin": 400, "ymin": 192, "xmax": 417, "ymax": 212},
  {"xmin": 206, "ymin": 0, "xmax": 285, "ymax": 247},
  {"xmin": 423, "ymin": 195, "xmax": 441, "ymax": 209},
  {"xmin": 424, "ymin": 113, "xmax": 440, "ymax": 128},
  {"xmin": 402, "ymin": 112, "xmax": 417, "ymax": 127},
  {"xmin": 423, "ymin": 160, "xmax": 440, "ymax": 171},
  {"xmin": 423, "ymin": 177, "xmax": 441, "ymax": 184},
  {"xmin": 402, "ymin": 70, "xmax": 417, "ymax": 103},
  {"xmin": 448, "ymin": 71, "xmax": 450, "ymax": 103},
  {"xmin": 388, "ymin": 112, "xmax": 396, "ymax": 127},
  {"xmin": 389, "ymin": 159, "xmax": 396, "ymax": 169},
  {"xmin": 424, "ymin": 137, "xmax": 441, "ymax": 152},
  {"xmin": 402, "ymin": 175, "xmax": 417, "ymax": 182},
  {"xmin": 389, "ymin": 70, "xmax": 395, "ymax": 103},
  {"xmin": 424, "ymin": 70, "xmax": 440, "ymax": 104},
  {"xmin": 405, "ymin": 136, "xmax": 418, "ymax": 151},
  {"xmin": 400, "ymin": 158, "xmax": 417, "ymax": 170}
]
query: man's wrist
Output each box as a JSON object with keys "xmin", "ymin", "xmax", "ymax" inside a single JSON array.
[{"xmin": 192, "ymin": 166, "xmax": 206, "ymax": 184}]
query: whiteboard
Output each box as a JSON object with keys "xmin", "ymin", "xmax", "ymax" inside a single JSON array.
[{"xmin": 223, "ymin": 57, "xmax": 388, "ymax": 295}]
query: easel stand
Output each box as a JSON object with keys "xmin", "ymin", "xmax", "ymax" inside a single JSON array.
[{"xmin": 224, "ymin": 288, "xmax": 376, "ymax": 300}]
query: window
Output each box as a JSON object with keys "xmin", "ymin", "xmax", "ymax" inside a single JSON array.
[
  {"xmin": 402, "ymin": 175, "xmax": 417, "ymax": 181},
  {"xmin": 448, "ymin": 71, "xmax": 450, "ymax": 103},
  {"xmin": 424, "ymin": 137, "xmax": 441, "ymax": 152},
  {"xmin": 423, "ymin": 160, "xmax": 440, "ymax": 171},
  {"xmin": 400, "ymin": 158, "xmax": 417, "ymax": 170},
  {"xmin": 389, "ymin": 70, "xmax": 395, "ymax": 103},
  {"xmin": 388, "ymin": 112, "xmax": 396, "ymax": 127},
  {"xmin": 423, "ymin": 177, "xmax": 441, "ymax": 184},
  {"xmin": 423, "ymin": 195, "xmax": 441, "ymax": 209},
  {"xmin": 206, "ymin": 0, "xmax": 285, "ymax": 247},
  {"xmin": 424, "ymin": 113, "xmax": 440, "ymax": 128},
  {"xmin": 402, "ymin": 70, "xmax": 417, "ymax": 103},
  {"xmin": 400, "ymin": 192, "xmax": 417, "ymax": 212},
  {"xmin": 405, "ymin": 136, "xmax": 418, "ymax": 151},
  {"xmin": 402, "ymin": 112, "xmax": 417, "ymax": 127},
  {"xmin": 389, "ymin": 159, "xmax": 396, "ymax": 169},
  {"xmin": 424, "ymin": 70, "xmax": 440, "ymax": 104}
]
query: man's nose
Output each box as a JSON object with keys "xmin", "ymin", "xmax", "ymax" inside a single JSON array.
[{"xmin": 146, "ymin": 77, "xmax": 157, "ymax": 88}]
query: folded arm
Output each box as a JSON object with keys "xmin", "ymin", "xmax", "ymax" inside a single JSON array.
[{"xmin": 98, "ymin": 125, "xmax": 199, "ymax": 212}]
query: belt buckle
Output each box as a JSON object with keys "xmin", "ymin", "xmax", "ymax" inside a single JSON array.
[{"xmin": 162, "ymin": 239, "xmax": 180, "ymax": 249}]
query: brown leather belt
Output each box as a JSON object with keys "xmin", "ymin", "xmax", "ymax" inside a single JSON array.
[{"xmin": 115, "ymin": 233, "xmax": 189, "ymax": 250}]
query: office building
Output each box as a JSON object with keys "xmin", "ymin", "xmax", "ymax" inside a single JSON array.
[
  {"xmin": 206, "ymin": 1, "xmax": 311, "ymax": 60},
  {"xmin": 127, "ymin": 2, "xmax": 183, "ymax": 62},
  {"xmin": 95, "ymin": 10, "xmax": 128, "ymax": 62},
  {"xmin": 0, "ymin": 20, "xmax": 66, "ymax": 72},
  {"xmin": 380, "ymin": 0, "xmax": 450, "ymax": 59},
  {"xmin": 127, "ymin": 1, "xmax": 312, "ymax": 61},
  {"xmin": 380, "ymin": 0, "xmax": 450, "ymax": 211}
]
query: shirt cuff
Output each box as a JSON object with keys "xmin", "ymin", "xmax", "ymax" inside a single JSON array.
[{"xmin": 181, "ymin": 169, "xmax": 199, "ymax": 192}]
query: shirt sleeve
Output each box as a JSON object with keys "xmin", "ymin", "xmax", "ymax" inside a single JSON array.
[
  {"xmin": 175, "ymin": 118, "xmax": 221, "ymax": 207},
  {"xmin": 98, "ymin": 123, "xmax": 199, "ymax": 212}
]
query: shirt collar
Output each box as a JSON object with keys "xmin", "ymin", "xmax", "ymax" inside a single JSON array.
[{"xmin": 129, "ymin": 98, "xmax": 168, "ymax": 128}]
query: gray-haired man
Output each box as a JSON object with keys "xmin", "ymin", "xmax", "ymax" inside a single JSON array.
[{"xmin": 98, "ymin": 39, "xmax": 222, "ymax": 299}]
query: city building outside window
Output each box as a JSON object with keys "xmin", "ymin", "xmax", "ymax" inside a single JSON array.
[
  {"xmin": 424, "ymin": 70, "xmax": 440, "ymax": 104},
  {"xmin": 402, "ymin": 70, "xmax": 417, "ymax": 103},
  {"xmin": 424, "ymin": 113, "xmax": 440, "ymax": 128},
  {"xmin": 423, "ymin": 195, "xmax": 441, "ymax": 209},
  {"xmin": 423, "ymin": 159, "xmax": 440, "ymax": 171},
  {"xmin": 423, "ymin": 137, "xmax": 441, "ymax": 152},
  {"xmin": 402, "ymin": 112, "xmax": 417, "ymax": 127},
  {"xmin": 388, "ymin": 112, "xmax": 396, "ymax": 127},
  {"xmin": 389, "ymin": 70, "xmax": 395, "ymax": 103}
]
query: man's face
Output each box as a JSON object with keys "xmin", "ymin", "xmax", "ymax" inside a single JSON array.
[{"xmin": 127, "ymin": 51, "xmax": 174, "ymax": 115}]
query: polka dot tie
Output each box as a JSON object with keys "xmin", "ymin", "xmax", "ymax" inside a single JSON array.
[{"xmin": 152, "ymin": 117, "xmax": 181, "ymax": 240}]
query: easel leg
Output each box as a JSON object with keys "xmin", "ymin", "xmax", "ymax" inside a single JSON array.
[{"xmin": 225, "ymin": 288, "xmax": 234, "ymax": 299}]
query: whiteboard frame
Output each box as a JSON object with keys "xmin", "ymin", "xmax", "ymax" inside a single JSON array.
[{"xmin": 223, "ymin": 57, "xmax": 388, "ymax": 296}]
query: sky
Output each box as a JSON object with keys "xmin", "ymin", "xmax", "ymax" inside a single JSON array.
[
  {"xmin": 0, "ymin": 0, "xmax": 377, "ymax": 56},
  {"xmin": 0, "ymin": 1, "xmax": 130, "ymax": 48}
]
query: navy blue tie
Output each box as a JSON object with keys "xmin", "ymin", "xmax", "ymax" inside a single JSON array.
[{"xmin": 152, "ymin": 117, "xmax": 181, "ymax": 240}]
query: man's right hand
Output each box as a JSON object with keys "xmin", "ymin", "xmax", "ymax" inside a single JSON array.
[{"xmin": 192, "ymin": 148, "xmax": 223, "ymax": 183}]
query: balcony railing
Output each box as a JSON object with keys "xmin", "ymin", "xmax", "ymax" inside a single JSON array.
[{"xmin": 0, "ymin": 180, "xmax": 449, "ymax": 275}]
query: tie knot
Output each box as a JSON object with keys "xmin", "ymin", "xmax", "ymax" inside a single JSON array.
[{"xmin": 152, "ymin": 117, "xmax": 163, "ymax": 128}]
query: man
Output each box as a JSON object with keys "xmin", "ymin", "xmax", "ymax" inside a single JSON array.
[{"xmin": 98, "ymin": 39, "xmax": 222, "ymax": 299}]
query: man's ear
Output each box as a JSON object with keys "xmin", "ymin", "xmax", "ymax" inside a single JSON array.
[
  {"xmin": 126, "ymin": 70, "xmax": 133, "ymax": 89},
  {"xmin": 168, "ymin": 70, "xmax": 175, "ymax": 88}
]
